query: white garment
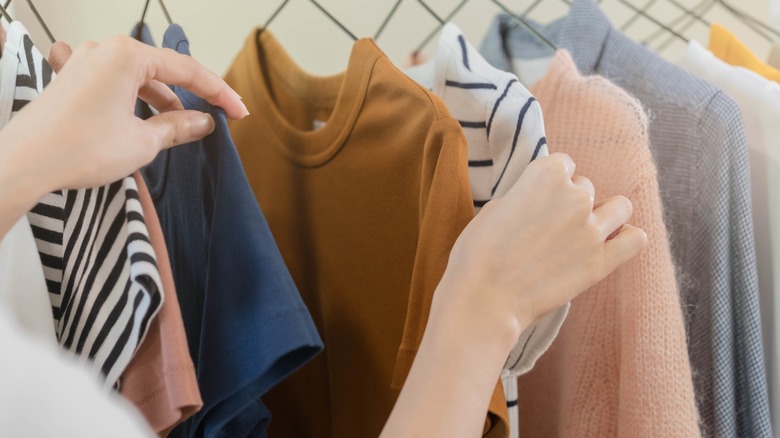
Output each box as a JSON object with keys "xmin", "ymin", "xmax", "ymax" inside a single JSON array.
[
  {"xmin": 0, "ymin": 217, "xmax": 55, "ymax": 342},
  {"xmin": 404, "ymin": 24, "xmax": 569, "ymax": 437},
  {"xmin": 680, "ymin": 40, "xmax": 780, "ymax": 434},
  {"xmin": 0, "ymin": 27, "xmax": 55, "ymax": 344},
  {"xmin": 0, "ymin": 309, "xmax": 153, "ymax": 437}
]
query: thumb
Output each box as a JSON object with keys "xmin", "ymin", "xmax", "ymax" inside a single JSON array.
[
  {"xmin": 602, "ymin": 223, "xmax": 647, "ymax": 275},
  {"xmin": 144, "ymin": 110, "xmax": 215, "ymax": 150}
]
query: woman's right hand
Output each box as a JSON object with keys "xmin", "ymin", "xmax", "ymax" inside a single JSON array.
[
  {"xmin": 434, "ymin": 152, "xmax": 647, "ymax": 353},
  {"xmin": 383, "ymin": 152, "xmax": 647, "ymax": 438}
]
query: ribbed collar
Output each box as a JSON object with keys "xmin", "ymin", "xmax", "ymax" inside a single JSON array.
[{"xmin": 236, "ymin": 28, "xmax": 379, "ymax": 167}]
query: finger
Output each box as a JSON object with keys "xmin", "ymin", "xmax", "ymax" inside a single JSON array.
[
  {"xmin": 602, "ymin": 224, "xmax": 647, "ymax": 273},
  {"xmin": 138, "ymin": 80, "xmax": 184, "ymax": 113},
  {"xmin": 548, "ymin": 152, "xmax": 576, "ymax": 179},
  {"xmin": 143, "ymin": 110, "xmax": 215, "ymax": 150},
  {"xmin": 592, "ymin": 195, "xmax": 633, "ymax": 240},
  {"xmin": 571, "ymin": 176, "xmax": 595, "ymax": 202},
  {"xmin": 135, "ymin": 43, "xmax": 248, "ymax": 119}
]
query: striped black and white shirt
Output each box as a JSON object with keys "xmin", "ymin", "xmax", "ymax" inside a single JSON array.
[
  {"xmin": 4, "ymin": 22, "xmax": 164, "ymax": 389},
  {"xmin": 404, "ymin": 23, "xmax": 570, "ymax": 437}
]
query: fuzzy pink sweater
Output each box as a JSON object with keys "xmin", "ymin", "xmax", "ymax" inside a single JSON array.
[{"xmin": 515, "ymin": 51, "xmax": 700, "ymax": 437}]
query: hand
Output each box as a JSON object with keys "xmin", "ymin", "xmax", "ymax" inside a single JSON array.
[
  {"xmin": 0, "ymin": 35, "xmax": 248, "ymax": 239},
  {"xmin": 0, "ymin": 35, "xmax": 248, "ymax": 195},
  {"xmin": 383, "ymin": 153, "xmax": 646, "ymax": 438},
  {"xmin": 435, "ymin": 152, "xmax": 647, "ymax": 351}
]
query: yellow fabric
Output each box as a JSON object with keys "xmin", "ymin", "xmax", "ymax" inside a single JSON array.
[
  {"xmin": 225, "ymin": 29, "xmax": 508, "ymax": 438},
  {"xmin": 709, "ymin": 23, "xmax": 780, "ymax": 82}
]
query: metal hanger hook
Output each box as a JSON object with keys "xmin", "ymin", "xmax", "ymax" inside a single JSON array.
[
  {"xmin": 0, "ymin": 0, "xmax": 12, "ymax": 24},
  {"xmin": 24, "ymin": 0, "xmax": 54, "ymax": 43}
]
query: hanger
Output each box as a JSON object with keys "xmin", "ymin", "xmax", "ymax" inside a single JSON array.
[
  {"xmin": 645, "ymin": 0, "xmax": 722, "ymax": 52},
  {"xmin": 414, "ymin": 0, "xmax": 444, "ymax": 26},
  {"xmin": 264, "ymin": 0, "xmax": 290, "ymax": 28},
  {"xmin": 374, "ymin": 0, "xmax": 403, "ymax": 40},
  {"xmin": 0, "ymin": 0, "xmax": 11, "ymax": 24},
  {"xmin": 712, "ymin": 0, "xmax": 778, "ymax": 38},
  {"xmin": 414, "ymin": 0, "xmax": 470, "ymax": 52},
  {"xmin": 638, "ymin": 0, "xmax": 775, "ymax": 48},
  {"xmin": 620, "ymin": 0, "xmax": 658, "ymax": 32},
  {"xmin": 24, "ymin": 0, "xmax": 54, "ymax": 43},
  {"xmin": 521, "ymin": 0, "xmax": 545, "ymax": 17},
  {"xmin": 1, "ymin": 0, "xmax": 54, "ymax": 42},
  {"xmin": 157, "ymin": 0, "xmax": 173, "ymax": 25},
  {"xmin": 265, "ymin": 0, "xmax": 358, "ymax": 41},
  {"xmin": 490, "ymin": 0, "xmax": 557, "ymax": 51},
  {"xmin": 139, "ymin": 0, "xmax": 174, "ymax": 26},
  {"xmin": 612, "ymin": 0, "xmax": 689, "ymax": 43}
]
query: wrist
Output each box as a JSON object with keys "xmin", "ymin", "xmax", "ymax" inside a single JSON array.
[
  {"xmin": 429, "ymin": 270, "xmax": 525, "ymax": 361},
  {"xmin": 0, "ymin": 129, "xmax": 51, "ymax": 212}
]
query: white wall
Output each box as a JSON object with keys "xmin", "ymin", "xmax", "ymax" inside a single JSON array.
[{"xmin": 8, "ymin": 0, "xmax": 780, "ymax": 76}]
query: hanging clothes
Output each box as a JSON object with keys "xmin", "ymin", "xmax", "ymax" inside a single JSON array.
[
  {"xmin": 2, "ymin": 20, "xmax": 165, "ymax": 389},
  {"xmin": 491, "ymin": 48, "xmax": 699, "ymax": 437},
  {"xmin": 679, "ymin": 40, "xmax": 780, "ymax": 436},
  {"xmin": 46, "ymin": 39, "xmax": 203, "ymax": 435},
  {"xmin": 224, "ymin": 28, "xmax": 508, "ymax": 438},
  {"xmin": 709, "ymin": 24, "xmax": 780, "ymax": 83},
  {"xmin": 38, "ymin": 30, "xmax": 209, "ymax": 436},
  {"xmin": 480, "ymin": 1, "xmax": 769, "ymax": 436},
  {"xmin": 135, "ymin": 23, "xmax": 323, "ymax": 438},
  {"xmin": 122, "ymin": 173, "xmax": 202, "ymax": 436},
  {"xmin": 403, "ymin": 22, "xmax": 567, "ymax": 438}
]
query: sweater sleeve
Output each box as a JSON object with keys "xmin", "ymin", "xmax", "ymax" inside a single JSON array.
[
  {"xmin": 390, "ymin": 117, "xmax": 509, "ymax": 437},
  {"xmin": 611, "ymin": 172, "xmax": 701, "ymax": 437}
]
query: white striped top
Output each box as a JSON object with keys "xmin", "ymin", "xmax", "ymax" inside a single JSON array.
[
  {"xmin": 404, "ymin": 24, "xmax": 570, "ymax": 437},
  {"xmin": 4, "ymin": 22, "xmax": 164, "ymax": 389}
]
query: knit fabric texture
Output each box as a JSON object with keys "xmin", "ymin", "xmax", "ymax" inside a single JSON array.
[
  {"xmin": 513, "ymin": 50, "xmax": 700, "ymax": 437},
  {"xmin": 480, "ymin": 2, "xmax": 769, "ymax": 435}
]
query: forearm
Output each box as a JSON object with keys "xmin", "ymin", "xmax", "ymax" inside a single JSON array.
[
  {"xmin": 0, "ymin": 129, "xmax": 49, "ymax": 240},
  {"xmin": 381, "ymin": 280, "xmax": 518, "ymax": 438}
]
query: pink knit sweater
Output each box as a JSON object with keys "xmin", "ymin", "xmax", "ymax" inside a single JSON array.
[{"xmin": 516, "ymin": 51, "xmax": 700, "ymax": 437}]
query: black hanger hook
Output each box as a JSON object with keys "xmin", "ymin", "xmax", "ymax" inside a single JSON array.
[
  {"xmin": 158, "ymin": 0, "xmax": 173, "ymax": 26},
  {"xmin": 0, "ymin": 0, "xmax": 12, "ymax": 24},
  {"xmin": 23, "ymin": 0, "xmax": 54, "ymax": 43},
  {"xmin": 415, "ymin": 0, "xmax": 470, "ymax": 53},
  {"xmin": 140, "ymin": 0, "xmax": 173, "ymax": 27},
  {"xmin": 415, "ymin": 0, "xmax": 444, "ymax": 25},
  {"xmin": 139, "ymin": 0, "xmax": 152, "ymax": 23},
  {"xmin": 309, "ymin": 0, "xmax": 357, "ymax": 41},
  {"xmin": 491, "ymin": 0, "xmax": 557, "ymax": 51},
  {"xmin": 375, "ymin": 0, "xmax": 403, "ymax": 40},
  {"xmin": 265, "ymin": 0, "xmax": 291, "ymax": 28}
]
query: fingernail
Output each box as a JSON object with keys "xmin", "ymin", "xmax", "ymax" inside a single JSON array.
[{"xmin": 192, "ymin": 113, "xmax": 216, "ymax": 137}]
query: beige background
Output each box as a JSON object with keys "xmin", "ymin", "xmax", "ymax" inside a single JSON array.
[{"xmin": 9, "ymin": 0, "xmax": 780, "ymax": 76}]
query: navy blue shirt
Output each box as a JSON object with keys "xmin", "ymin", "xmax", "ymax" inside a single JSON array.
[{"xmin": 136, "ymin": 23, "xmax": 323, "ymax": 438}]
